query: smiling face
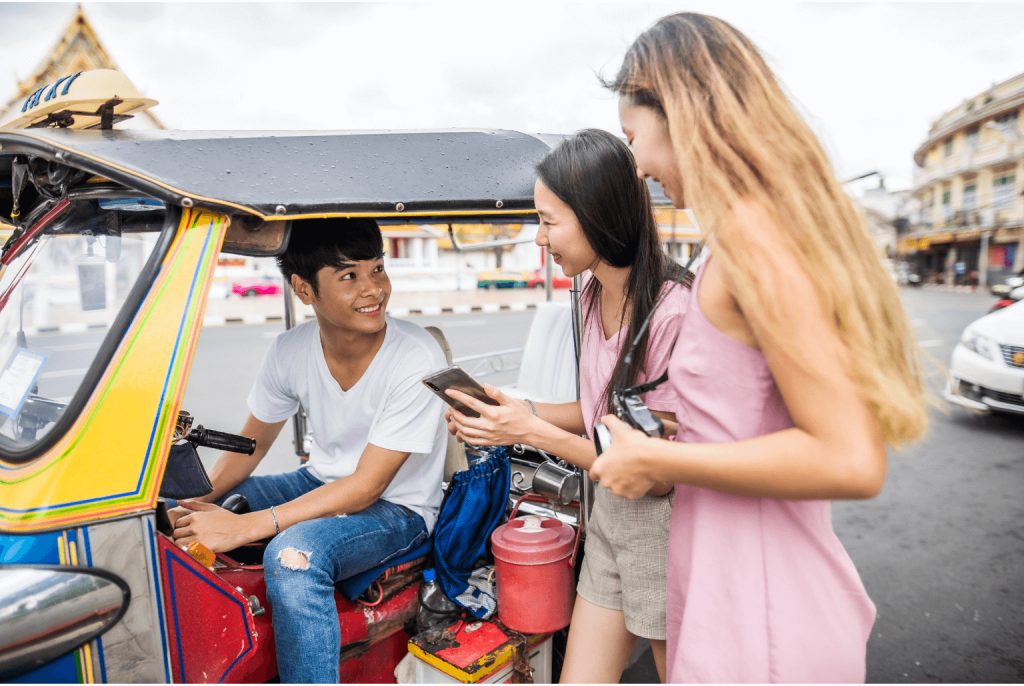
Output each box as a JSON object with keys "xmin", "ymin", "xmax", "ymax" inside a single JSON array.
[
  {"xmin": 292, "ymin": 257, "xmax": 391, "ymax": 336},
  {"xmin": 534, "ymin": 178, "xmax": 600, "ymax": 278},
  {"xmin": 618, "ymin": 97, "xmax": 684, "ymax": 207}
]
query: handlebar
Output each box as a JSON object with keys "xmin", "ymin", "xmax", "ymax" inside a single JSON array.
[{"xmin": 186, "ymin": 426, "xmax": 256, "ymax": 455}]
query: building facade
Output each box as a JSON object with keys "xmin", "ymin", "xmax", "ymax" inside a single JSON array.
[{"xmin": 900, "ymin": 72, "xmax": 1024, "ymax": 286}]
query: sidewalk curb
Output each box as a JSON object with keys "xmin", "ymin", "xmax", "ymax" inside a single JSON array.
[
  {"xmin": 200, "ymin": 302, "xmax": 541, "ymax": 328},
  {"xmin": 919, "ymin": 284, "xmax": 980, "ymax": 294},
  {"xmin": 24, "ymin": 303, "xmax": 542, "ymax": 336}
]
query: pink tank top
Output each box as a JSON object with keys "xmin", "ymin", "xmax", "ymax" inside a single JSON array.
[
  {"xmin": 578, "ymin": 279, "xmax": 688, "ymax": 437},
  {"xmin": 664, "ymin": 258, "xmax": 876, "ymax": 683}
]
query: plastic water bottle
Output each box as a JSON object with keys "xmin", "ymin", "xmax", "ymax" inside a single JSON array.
[
  {"xmin": 466, "ymin": 444, "xmax": 506, "ymax": 466},
  {"xmin": 417, "ymin": 568, "xmax": 460, "ymax": 633}
]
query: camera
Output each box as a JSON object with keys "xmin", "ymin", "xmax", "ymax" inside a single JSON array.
[{"xmin": 593, "ymin": 389, "xmax": 664, "ymax": 455}]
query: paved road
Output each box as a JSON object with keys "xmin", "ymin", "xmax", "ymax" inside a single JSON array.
[
  {"xmin": 845, "ymin": 289, "xmax": 1023, "ymax": 683},
  {"xmin": 24, "ymin": 289, "xmax": 1022, "ymax": 681}
]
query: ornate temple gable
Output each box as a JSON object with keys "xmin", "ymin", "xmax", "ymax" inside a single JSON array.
[{"xmin": 1, "ymin": 5, "xmax": 163, "ymax": 128}]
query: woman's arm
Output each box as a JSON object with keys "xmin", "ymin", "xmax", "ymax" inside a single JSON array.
[
  {"xmin": 591, "ymin": 209, "xmax": 887, "ymax": 501},
  {"xmin": 446, "ymin": 386, "xmax": 599, "ymax": 470}
]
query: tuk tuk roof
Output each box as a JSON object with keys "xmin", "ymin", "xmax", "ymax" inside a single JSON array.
[
  {"xmin": 0, "ymin": 128, "xmax": 670, "ymax": 223},
  {"xmin": 0, "ymin": 128, "xmax": 553, "ymax": 221}
]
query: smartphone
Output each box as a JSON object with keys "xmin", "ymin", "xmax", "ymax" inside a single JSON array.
[{"xmin": 421, "ymin": 365, "xmax": 498, "ymax": 418}]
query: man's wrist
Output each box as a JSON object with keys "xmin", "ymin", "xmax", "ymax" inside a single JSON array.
[{"xmin": 241, "ymin": 510, "xmax": 275, "ymax": 541}]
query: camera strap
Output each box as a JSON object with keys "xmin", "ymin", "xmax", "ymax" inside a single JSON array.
[
  {"xmin": 621, "ymin": 369, "xmax": 669, "ymax": 395},
  {"xmin": 615, "ymin": 240, "xmax": 705, "ymax": 392}
]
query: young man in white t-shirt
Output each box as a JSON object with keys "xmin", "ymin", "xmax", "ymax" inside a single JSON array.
[{"xmin": 169, "ymin": 218, "xmax": 447, "ymax": 683}]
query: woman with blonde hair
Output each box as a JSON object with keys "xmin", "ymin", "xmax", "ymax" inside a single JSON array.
[{"xmin": 590, "ymin": 12, "xmax": 927, "ymax": 683}]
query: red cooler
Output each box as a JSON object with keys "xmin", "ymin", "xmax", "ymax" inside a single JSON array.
[{"xmin": 491, "ymin": 514, "xmax": 576, "ymax": 633}]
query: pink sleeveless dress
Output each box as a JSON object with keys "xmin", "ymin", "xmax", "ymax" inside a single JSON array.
[{"xmin": 665, "ymin": 259, "xmax": 876, "ymax": 683}]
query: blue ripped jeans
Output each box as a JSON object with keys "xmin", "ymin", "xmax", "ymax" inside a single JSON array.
[{"xmin": 222, "ymin": 468, "xmax": 429, "ymax": 683}]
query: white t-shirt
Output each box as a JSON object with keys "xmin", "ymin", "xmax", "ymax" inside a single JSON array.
[{"xmin": 247, "ymin": 317, "xmax": 448, "ymax": 532}]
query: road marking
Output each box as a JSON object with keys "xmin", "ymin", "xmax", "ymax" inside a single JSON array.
[
  {"xmin": 919, "ymin": 339, "xmax": 944, "ymax": 348},
  {"xmin": 436, "ymin": 319, "xmax": 486, "ymax": 328}
]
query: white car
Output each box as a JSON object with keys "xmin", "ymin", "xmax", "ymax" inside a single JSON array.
[{"xmin": 945, "ymin": 300, "xmax": 1024, "ymax": 415}]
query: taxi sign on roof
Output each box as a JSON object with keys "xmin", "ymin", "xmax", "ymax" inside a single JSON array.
[{"xmin": 0, "ymin": 69, "xmax": 158, "ymax": 131}]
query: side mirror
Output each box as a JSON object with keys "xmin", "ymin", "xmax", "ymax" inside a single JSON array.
[{"xmin": 0, "ymin": 566, "xmax": 129, "ymax": 679}]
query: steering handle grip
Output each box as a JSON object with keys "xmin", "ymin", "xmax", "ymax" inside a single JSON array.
[{"xmin": 188, "ymin": 426, "xmax": 256, "ymax": 455}]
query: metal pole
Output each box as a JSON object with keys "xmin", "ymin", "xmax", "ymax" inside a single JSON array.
[
  {"xmin": 569, "ymin": 274, "xmax": 594, "ymax": 523},
  {"xmin": 283, "ymin": 281, "xmax": 309, "ymax": 460},
  {"xmin": 544, "ymin": 249, "xmax": 553, "ymax": 302}
]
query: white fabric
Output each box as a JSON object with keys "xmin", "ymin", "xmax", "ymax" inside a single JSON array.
[
  {"xmin": 248, "ymin": 316, "xmax": 448, "ymax": 531},
  {"xmin": 511, "ymin": 302, "xmax": 578, "ymax": 403}
]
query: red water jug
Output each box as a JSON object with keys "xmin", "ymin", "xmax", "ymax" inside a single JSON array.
[{"xmin": 491, "ymin": 508, "xmax": 577, "ymax": 634}]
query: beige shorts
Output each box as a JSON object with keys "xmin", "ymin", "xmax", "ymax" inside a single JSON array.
[{"xmin": 576, "ymin": 484, "xmax": 672, "ymax": 640}]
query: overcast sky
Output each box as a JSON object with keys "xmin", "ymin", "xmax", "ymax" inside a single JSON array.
[{"xmin": 1, "ymin": 2, "xmax": 1023, "ymax": 191}]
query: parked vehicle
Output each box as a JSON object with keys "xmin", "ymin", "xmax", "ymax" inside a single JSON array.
[
  {"xmin": 527, "ymin": 269, "xmax": 572, "ymax": 290},
  {"xmin": 893, "ymin": 261, "xmax": 923, "ymax": 287},
  {"xmin": 0, "ymin": 71, "xmax": 597, "ymax": 683},
  {"xmin": 945, "ymin": 300, "xmax": 1024, "ymax": 416},
  {"xmin": 231, "ymin": 275, "xmax": 283, "ymax": 297},
  {"xmin": 988, "ymin": 285, "xmax": 1024, "ymax": 313},
  {"xmin": 990, "ymin": 267, "xmax": 1024, "ymax": 296},
  {"xmin": 476, "ymin": 269, "xmax": 531, "ymax": 289}
]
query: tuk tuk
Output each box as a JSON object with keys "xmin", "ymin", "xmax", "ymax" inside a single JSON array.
[{"xmin": 0, "ymin": 71, "xmax": 600, "ymax": 683}]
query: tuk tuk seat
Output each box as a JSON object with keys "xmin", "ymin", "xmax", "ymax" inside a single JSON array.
[
  {"xmin": 336, "ymin": 538, "xmax": 432, "ymax": 601},
  {"xmin": 508, "ymin": 302, "xmax": 577, "ymax": 403},
  {"xmin": 425, "ymin": 325, "xmax": 469, "ymax": 480}
]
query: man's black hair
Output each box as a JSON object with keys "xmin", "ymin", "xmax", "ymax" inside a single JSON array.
[{"xmin": 276, "ymin": 218, "xmax": 384, "ymax": 296}]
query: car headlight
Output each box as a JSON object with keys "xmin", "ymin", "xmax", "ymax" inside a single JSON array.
[{"xmin": 960, "ymin": 329, "xmax": 1001, "ymax": 362}]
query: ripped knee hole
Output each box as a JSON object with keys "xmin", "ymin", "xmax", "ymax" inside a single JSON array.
[{"xmin": 277, "ymin": 547, "xmax": 311, "ymax": 570}]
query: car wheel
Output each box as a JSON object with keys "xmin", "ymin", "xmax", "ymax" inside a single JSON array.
[
  {"xmin": 244, "ymin": 289, "xmax": 255, "ymax": 297},
  {"xmin": 486, "ymin": 283, "xmax": 497, "ymax": 290}
]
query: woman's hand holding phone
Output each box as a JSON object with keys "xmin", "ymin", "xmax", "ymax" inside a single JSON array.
[{"xmin": 445, "ymin": 384, "xmax": 537, "ymax": 446}]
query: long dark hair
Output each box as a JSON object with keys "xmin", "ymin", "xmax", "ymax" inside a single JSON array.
[{"xmin": 536, "ymin": 129, "xmax": 681, "ymax": 415}]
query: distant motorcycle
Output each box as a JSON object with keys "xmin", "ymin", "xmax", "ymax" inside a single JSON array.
[{"xmin": 990, "ymin": 268, "xmax": 1024, "ymax": 296}]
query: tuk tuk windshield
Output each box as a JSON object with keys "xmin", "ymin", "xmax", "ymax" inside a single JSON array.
[{"xmin": 0, "ymin": 198, "xmax": 169, "ymax": 456}]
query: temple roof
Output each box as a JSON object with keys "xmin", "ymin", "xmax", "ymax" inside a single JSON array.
[{"xmin": 0, "ymin": 5, "xmax": 163, "ymax": 128}]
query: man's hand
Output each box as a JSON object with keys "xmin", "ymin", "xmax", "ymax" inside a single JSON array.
[
  {"xmin": 172, "ymin": 500, "xmax": 258, "ymax": 553},
  {"xmin": 166, "ymin": 504, "xmax": 192, "ymax": 529},
  {"xmin": 590, "ymin": 415, "xmax": 659, "ymax": 500}
]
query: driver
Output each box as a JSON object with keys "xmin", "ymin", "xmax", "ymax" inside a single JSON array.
[{"xmin": 169, "ymin": 218, "xmax": 447, "ymax": 683}]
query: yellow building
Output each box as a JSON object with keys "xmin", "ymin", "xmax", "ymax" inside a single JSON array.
[{"xmin": 901, "ymin": 72, "xmax": 1024, "ymax": 286}]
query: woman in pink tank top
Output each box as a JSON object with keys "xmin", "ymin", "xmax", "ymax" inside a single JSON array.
[
  {"xmin": 590, "ymin": 13, "xmax": 928, "ymax": 683},
  {"xmin": 447, "ymin": 129, "xmax": 688, "ymax": 682}
]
